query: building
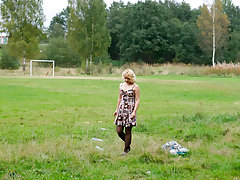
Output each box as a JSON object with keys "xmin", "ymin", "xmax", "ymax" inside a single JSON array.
[{"xmin": 0, "ymin": 32, "xmax": 8, "ymax": 45}]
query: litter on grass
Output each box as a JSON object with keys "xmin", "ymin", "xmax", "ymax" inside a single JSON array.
[
  {"xmin": 100, "ymin": 128, "xmax": 109, "ymax": 131},
  {"xmin": 92, "ymin": 138, "xmax": 103, "ymax": 142},
  {"xmin": 96, "ymin": 146, "xmax": 104, "ymax": 151},
  {"xmin": 146, "ymin": 171, "xmax": 151, "ymax": 175},
  {"xmin": 40, "ymin": 154, "xmax": 49, "ymax": 160},
  {"xmin": 162, "ymin": 141, "xmax": 189, "ymax": 155}
]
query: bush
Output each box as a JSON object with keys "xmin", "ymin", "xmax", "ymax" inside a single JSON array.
[
  {"xmin": 0, "ymin": 47, "xmax": 19, "ymax": 69},
  {"xmin": 45, "ymin": 37, "xmax": 78, "ymax": 67}
]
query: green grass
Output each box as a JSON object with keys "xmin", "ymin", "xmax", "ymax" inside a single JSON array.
[{"xmin": 0, "ymin": 76, "xmax": 239, "ymax": 179}]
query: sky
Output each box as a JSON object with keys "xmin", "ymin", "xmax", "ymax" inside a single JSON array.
[{"xmin": 43, "ymin": 0, "xmax": 240, "ymax": 27}]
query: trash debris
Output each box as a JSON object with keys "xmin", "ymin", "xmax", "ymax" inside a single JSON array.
[
  {"xmin": 146, "ymin": 171, "xmax": 151, "ymax": 175},
  {"xmin": 98, "ymin": 121, "xmax": 102, "ymax": 123},
  {"xmin": 169, "ymin": 149, "xmax": 178, "ymax": 155},
  {"xmin": 100, "ymin": 128, "xmax": 109, "ymax": 131},
  {"xmin": 96, "ymin": 146, "xmax": 104, "ymax": 151},
  {"xmin": 162, "ymin": 141, "xmax": 180, "ymax": 150},
  {"xmin": 177, "ymin": 147, "xmax": 189, "ymax": 155},
  {"xmin": 84, "ymin": 122, "xmax": 90, "ymax": 124},
  {"xmin": 92, "ymin": 138, "xmax": 103, "ymax": 142},
  {"xmin": 41, "ymin": 154, "xmax": 49, "ymax": 159},
  {"xmin": 162, "ymin": 141, "xmax": 189, "ymax": 155}
]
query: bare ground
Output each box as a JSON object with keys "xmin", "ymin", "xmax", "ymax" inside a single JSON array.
[{"xmin": 0, "ymin": 74, "xmax": 205, "ymax": 84}]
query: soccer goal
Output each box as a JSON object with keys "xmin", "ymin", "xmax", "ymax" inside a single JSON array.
[{"xmin": 30, "ymin": 60, "xmax": 55, "ymax": 77}]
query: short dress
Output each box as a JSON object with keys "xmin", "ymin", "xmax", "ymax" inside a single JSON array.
[{"xmin": 114, "ymin": 84, "xmax": 137, "ymax": 127}]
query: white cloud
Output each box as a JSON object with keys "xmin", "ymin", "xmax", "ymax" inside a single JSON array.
[{"xmin": 43, "ymin": 0, "xmax": 68, "ymax": 27}]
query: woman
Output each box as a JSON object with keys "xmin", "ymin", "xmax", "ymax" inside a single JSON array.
[{"xmin": 113, "ymin": 69, "xmax": 140, "ymax": 156}]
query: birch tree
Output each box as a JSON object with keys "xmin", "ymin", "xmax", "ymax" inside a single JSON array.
[
  {"xmin": 68, "ymin": 0, "xmax": 110, "ymax": 72},
  {"xmin": 197, "ymin": 0, "xmax": 230, "ymax": 66},
  {"xmin": 0, "ymin": 0, "xmax": 45, "ymax": 71}
]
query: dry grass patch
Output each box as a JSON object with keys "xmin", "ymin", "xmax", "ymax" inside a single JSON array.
[
  {"xmin": 1, "ymin": 62, "xmax": 240, "ymax": 77},
  {"xmin": 0, "ymin": 138, "xmax": 77, "ymax": 161}
]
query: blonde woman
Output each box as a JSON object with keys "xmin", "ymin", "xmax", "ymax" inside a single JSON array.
[{"xmin": 113, "ymin": 69, "xmax": 140, "ymax": 155}]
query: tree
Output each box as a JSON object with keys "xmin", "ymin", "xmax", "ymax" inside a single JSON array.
[
  {"xmin": 116, "ymin": 1, "xmax": 169, "ymax": 63},
  {"xmin": 46, "ymin": 37, "xmax": 77, "ymax": 67},
  {"xmin": 0, "ymin": 0, "xmax": 45, "ymax": 71},
  {"xmin": 197, "ymin": 0, "xmax": 230, "ymax": 66},
  {"xmin": 222, "ymin": 0, "xmax": 240, "ymax": 32},
  {"xmin": 68, "ymin": 0, "xmax": 110, "ymax": 72},
  {"xmin": 224, "ymin": 31, "xmax": 240, "ymax": 62},
  {"xmin": 48, "ymin": 7, "xmax": 70, "ymax": 39},
  {"xmin": 108, "ymin": 1, "xmax": 202, "ymax": 64},
  {"xmin": 107, "ymin": 2, "xmax": 125, "ymax": 60},
  {"xmin": 49, "ymin": 23, "xmax": 65, "ymax": 39}
]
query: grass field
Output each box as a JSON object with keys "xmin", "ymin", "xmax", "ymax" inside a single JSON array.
[{"xmin": 0, "ymin": 75, "xmax": 240, "ymax": 179}]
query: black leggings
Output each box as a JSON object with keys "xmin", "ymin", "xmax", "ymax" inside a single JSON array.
[{"xmin": 116, "ymin": 125, "xmax": 132, "ymax": 152}]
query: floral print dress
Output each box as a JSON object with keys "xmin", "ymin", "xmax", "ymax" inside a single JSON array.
[{"xmin": 114, "ymin": 84, "xmax": 137, "ymax": 127}]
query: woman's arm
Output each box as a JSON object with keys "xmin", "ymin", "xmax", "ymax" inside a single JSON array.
[
  {"xmin": 131, "ymin": 85, "xmax": 140, "ymax": 119},
  {"xmin": 113, "ymin": 84, "xmax": 123, "ymax": 116},
  {"xmin": 116, "ymin": 93, "xmax": 122, "ymax": 110}
]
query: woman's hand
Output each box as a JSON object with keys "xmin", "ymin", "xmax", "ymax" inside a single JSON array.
[
  {"xmin": 113, "ymin": 110, "xmax": 118, "ymax": 117},
  {"xmin": 131, "ymin": 111, "xmax": 136, "ymax": 119}
]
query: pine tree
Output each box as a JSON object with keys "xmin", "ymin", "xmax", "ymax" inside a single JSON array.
[{"xmin": 48, "ymin": 7, "xmax": 70, "ymax": 40}]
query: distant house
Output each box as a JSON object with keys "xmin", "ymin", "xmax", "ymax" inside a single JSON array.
[
  {"xmin": 0, "ymin": 32, "xmax": 8, "ymax": 45},
  {"xmin": 0, "ymin": 36, "xmax": 8, "ymax": 44}
]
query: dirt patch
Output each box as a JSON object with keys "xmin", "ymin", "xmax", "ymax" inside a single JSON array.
[{"xmin": 0, "ymin": 75, "xmax": 204, "ymax": 84}]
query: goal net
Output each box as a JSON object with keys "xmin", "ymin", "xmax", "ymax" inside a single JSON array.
[{"xmin": 30, "ymin": 60, "xmax": 55, "ymax": 77}]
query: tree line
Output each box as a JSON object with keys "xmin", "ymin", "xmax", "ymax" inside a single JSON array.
[{"xmin": 0, "ymin": 0, "xmax": 240, "ymax": 70}]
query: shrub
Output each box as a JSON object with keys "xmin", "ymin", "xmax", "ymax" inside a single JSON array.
[
  {"xmin": 0, "ymin": 47, "xmax": 19, "ymax": 69},
  {"xmin": 45, "ymin": 37, "xmax": 78, "ymax": 67}
]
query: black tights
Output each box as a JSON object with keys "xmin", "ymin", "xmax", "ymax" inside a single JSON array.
[{"xmin": 116, "ymin": 125, "xmax": 132, "ymax": 152}]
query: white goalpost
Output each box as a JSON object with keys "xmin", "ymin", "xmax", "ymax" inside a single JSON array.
[{"xmin": 30, "ymin": 60, "xmax": 55, "ymax": 77}]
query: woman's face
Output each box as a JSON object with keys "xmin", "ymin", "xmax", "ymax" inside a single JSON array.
[{"xmin": 124, "ymin": 77, "xmax": 132, "ymax": 84}]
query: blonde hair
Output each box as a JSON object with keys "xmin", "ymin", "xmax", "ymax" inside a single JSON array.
[{"xmin": 122, "ymin": 69, "xmax": 136, "ymax": 83}]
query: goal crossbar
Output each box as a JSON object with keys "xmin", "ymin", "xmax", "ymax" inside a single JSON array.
[{"xmin": 30, "ymin": 60, "xmax": 55, "ymax": 77}]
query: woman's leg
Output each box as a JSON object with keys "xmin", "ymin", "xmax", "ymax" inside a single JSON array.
[
  {"xmin": 124, "ymin": 126, "xmax": 132, "ymax": 152},
  {"xmin": 116, "ymin": 125, "xmax": 125, "ymax": 142}
]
